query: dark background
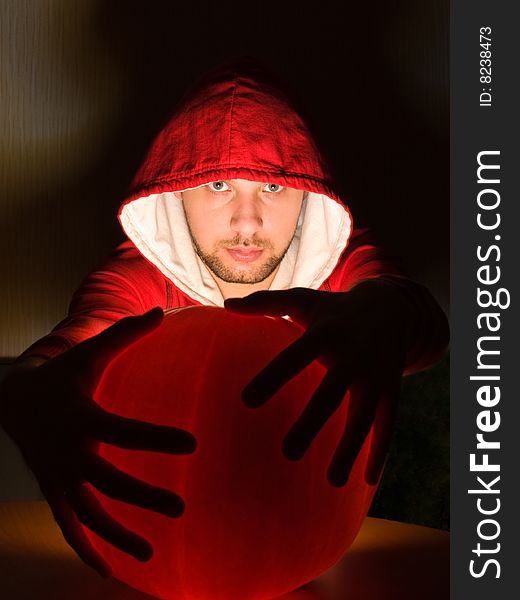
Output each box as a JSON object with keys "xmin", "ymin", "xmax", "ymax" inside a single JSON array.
[{"xmin": 1, "ymin": 0, "xmax": 449, "ymax": 527}]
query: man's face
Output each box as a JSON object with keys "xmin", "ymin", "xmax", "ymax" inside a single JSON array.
[{"xmin": 177, "ymin": 179, "xmax": 304, "ymax": 284}]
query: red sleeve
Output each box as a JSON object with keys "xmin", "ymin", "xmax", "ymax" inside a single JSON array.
[
  {"xmin": 15, "ymin": 241, "xmax": 168, "ymax": 364},
  {"xmin": 325, "ymin": 228, "xmax": 450, "ymax": 375}
]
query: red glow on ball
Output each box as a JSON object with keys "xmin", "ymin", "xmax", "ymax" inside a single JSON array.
[{"xmin": 89, "ymin": 306, "xmax": 378, "ymax": 600}]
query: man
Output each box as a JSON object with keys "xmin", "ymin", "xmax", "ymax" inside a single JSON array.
[{"xmin": 0, "ymin": 61, "xmax": 449, "ymax": 577}]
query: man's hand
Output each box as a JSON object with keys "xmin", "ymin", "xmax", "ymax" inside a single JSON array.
[
  {"xmin": 0, "ymin": 307, "xmax": 197, "ymax": 577},
  {"xmin": 224, "ymin": 282, "xmax": 417, "ymax": 488}
]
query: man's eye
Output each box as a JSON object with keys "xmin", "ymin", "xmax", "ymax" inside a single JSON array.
[
  {"xmin": 208, "ymin": 181, "xmax": 231, "ymax": 192},
  {"xmin": 263, "ymin": 183, "xmax": 284, "ymax": 193}
]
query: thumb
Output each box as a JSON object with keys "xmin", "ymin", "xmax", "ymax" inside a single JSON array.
[
  {"xmin": 74, "ymin": 307, "xmax": 164, "ymax": 376},
  {"xmin": 224, "ymin": 288, "xmax": 317, "ymax": 322}
]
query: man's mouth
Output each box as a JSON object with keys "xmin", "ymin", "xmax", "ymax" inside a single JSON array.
[{"xmin": 226, "ymin": 247, "xmax": 264, "ymax": 262}]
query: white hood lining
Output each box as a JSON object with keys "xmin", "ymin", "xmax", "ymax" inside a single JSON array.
[{"xmin": 120, "ymin": 189, "xmax": 351, "ymax": 306}]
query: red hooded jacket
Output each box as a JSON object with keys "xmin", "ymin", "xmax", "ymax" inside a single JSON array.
[{"xmin": 17, "ymin": 62, "xmax": 448, "ymax": 373}]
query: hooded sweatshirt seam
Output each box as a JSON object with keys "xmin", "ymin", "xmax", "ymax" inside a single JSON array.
[
  {"xmin": 227, "ymin": 75, "xmax": 239, "ymax": 167},
  {"xmin": 129, "ymin": 166, "xmax": 332, "ymax": 188}
]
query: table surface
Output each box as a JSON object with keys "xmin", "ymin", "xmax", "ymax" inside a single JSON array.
[{"xmin": 0, "ymin": 501, "xmax": 449, "ymax": 600}]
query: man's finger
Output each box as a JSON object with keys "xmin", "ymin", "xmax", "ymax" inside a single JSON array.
[
  {"xmin": 66, "ymin": 484, "xmax": 154, "ymax": 562},
  {"xmin": 85, "ymin": 406, "xmax": 197, "ymax": 454},
  {"xmin": 84, "ymin": 455, "xmax": 185, "ymax": 517},
  {"xmin": 242, "ymin": 331, "xmax": 321, "ymax": 408},
  {"xmin": 75, "ymin": 307, "xmax": 164, "ymax": 374},
  {"xmin": 364, "ymin": 373, "xmax": 402, "ymax": 485},
  {"xmin": 45, "ymin": 490, "xmax": 112, "ymax": 577},
  {"xmin": 326, "ymin": 381, "xmax": 379, "ymax": 487},
  {"xmin": 224, "ymin": 288, "xmax": 320, "ymax": 323},
  {"xmin": 282, "ymin": 365, "xmax": 351, "ymax": 460}
]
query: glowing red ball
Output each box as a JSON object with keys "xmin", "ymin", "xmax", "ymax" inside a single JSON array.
[{"xmin": 88, "ymin": 306, "xmax": 378, "ymax": 600}]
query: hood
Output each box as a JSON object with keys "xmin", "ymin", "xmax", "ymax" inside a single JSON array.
[{"xmin": 118, "ymin": 60, "xmax": 352, "ymax": 306}]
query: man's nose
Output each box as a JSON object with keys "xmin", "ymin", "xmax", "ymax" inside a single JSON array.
[{"xmin": 230, "ymin": 194, "xmax": 263, "ymax": 238}]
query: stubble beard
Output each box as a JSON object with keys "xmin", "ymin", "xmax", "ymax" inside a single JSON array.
[{"xmin": 188, "ymin": 231, "xmax": 294, "ymax": 284}]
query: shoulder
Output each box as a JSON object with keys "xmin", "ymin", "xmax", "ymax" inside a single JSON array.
[
  {"xmin": 325, "ymin": 227, "xmax": 404, "ymax": 291},
  {"xmin": 72, "ymin": 239, "xmax": 170, "ymax": 311},
  {"xmin": 98, "ymin": 239, "xmax": 166, "ymax": 283}
]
